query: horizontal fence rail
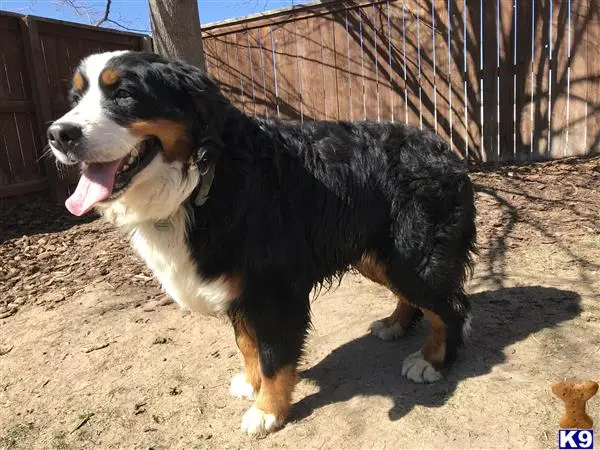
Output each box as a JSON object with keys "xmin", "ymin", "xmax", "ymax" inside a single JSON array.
[{"xmin": 202, "ymin": 0, "xmax": 600, "ymax": 163}]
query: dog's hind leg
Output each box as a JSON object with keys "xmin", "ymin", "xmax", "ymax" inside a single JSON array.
[
  {"xmin": 400, "ymin": 292, "xmax": 471, "ymax": 384},
  {"xmin": 356, "ymin": 253, "xmax": 423, "ymax": 341},
  {"xmin": 368, "ymin": 296, "xmax": 423, "ymax": 340}
]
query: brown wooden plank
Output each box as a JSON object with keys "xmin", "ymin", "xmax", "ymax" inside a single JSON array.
[
  {"xmin": 23, "ymin": 16, "xmax": 63, "ymax": 200},
  {"xmin": 447, "ymin": 0, "xmax": 468, "ymax": 159},
  {"xmin": 256, "ymin": 26, "xmax": 279, "ymax": 119},
  {"xmin": 529, "ymin": 0, "xmax": 553, "ymax": 159},
  {"xmin": 13, "ymin": 113, "xmax": 42, "ymax": 182},
  {"xmin": 235, "ymin": 30, "xmax": 251, "ymax": 116},
  {"xmin": 345, "ymin": 6, "xmax": 368, "ymax": 121},
  {"xmin": 218, "ymin": 34, "xmax": 242, "ymax": 112},
  {"xmin": 331, "ymin": 8, "xmax": 351, "ymax": 121},
  {"xmin": 403, "ymin": 0, "xmax": 426, "ymax": 129},
  {"xmin": 296, "ymin": 17, "xmax": 324, "ymax": 120},
  {"xmin": 272, "ymin": 21, "xmax": 303, "ymax": 121},
  {"xmin": 463, "ymin": 0, "xmax": 483, "ymax": 161},
  {"xmin": 206, "ymin": 34, "xmax": 228, "ymax": 95},
  {"xmin": 360, "ymin": 4, "xmax": 382, "ymax": 121},
  {"xmin": 515, "ymin": 0, "xmax": 534, "ymax": 160},
  {"xmin": 375, "ymin": 1, "xmax": 394, "ymax": 122},
  {"xmin": 387, "ymin": 0, "xmax": 407, "ymax": 125},
  {"xmin": 586, "ymin": 0, "xmax": 600, "ymax": 154},
  {"xmin": 0, "ymin": 12, "xmax": 21, "ymax": 31},
  {"xmin": 203, "ymin": 32, "xmax": 220, "ymax": 79},
  {"xmin": 0, "ymin": 112, "xmax": 28, "ymax": 184},
  {"xmin": 498, "ymin": 0, "xmax": 515, "ymax": 161},
  {"xmin": 417, "ymin": 0, "xmax": 438, "ymax": 134},
  {"xmin": 247, "ymin": 28, "xmax": 267, "ymax": 118},
  {"xmin": 548, "ymin": 0, "xmax": 571, "ymax": 158},
  {"xmin": 0, "ymin": 28, "xmax": 28, "ymax": 101},
  {"xmin": 319, "ymin": 15, "xmax": 340, "ymax": 121},
  {"xmin": 431, "ymin": 0, "xmax": 452, "ymax": 146},
  {"xmin": 242, "ymin": 29, "xmax": 258, "ymax": 117},
  {"xmin": 481, "ymin": 0, "xmax": 498, "ymax": 162},
  {"xmin": 0, "ymin": 114, "xmax": 13, "ymax": 186}
]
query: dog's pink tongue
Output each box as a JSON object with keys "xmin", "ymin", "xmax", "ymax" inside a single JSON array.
[{"xmin": 65, "ymin": 160, "xmax": 121, "ymax": 216}]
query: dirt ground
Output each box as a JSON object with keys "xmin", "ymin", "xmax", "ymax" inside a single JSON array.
[{"xmin": 1, "ymin": 157, "xmax": 600, "ymax": 449}]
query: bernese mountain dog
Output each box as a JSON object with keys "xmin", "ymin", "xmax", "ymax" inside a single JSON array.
[{"xmin": 47, "ymin": 51, "xmax": 477, "ymax": 436}]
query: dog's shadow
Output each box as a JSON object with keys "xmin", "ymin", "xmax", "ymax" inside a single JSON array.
[{"xmin": 294, "ymin": 286, "xmax": 581, "ymax": 421}]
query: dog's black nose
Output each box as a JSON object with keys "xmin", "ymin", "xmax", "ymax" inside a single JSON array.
[{"xmin": 47, "ymin": 122, "xmax": 82, "ymax": 152}]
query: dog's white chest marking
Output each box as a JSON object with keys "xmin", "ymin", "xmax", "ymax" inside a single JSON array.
[{"xmin": 130, "ymin": 208, "xmax": 236, "ymax": 315}]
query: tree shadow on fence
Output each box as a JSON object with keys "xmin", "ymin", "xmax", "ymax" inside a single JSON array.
[{"xmin": 203, "ymin": 0, "xmax": 600, "ymax": 162}]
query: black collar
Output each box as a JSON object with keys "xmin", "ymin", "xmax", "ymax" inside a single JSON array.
[{"xmin": 191, "ymin": 148, "xmax": 216, "ymax": 207}]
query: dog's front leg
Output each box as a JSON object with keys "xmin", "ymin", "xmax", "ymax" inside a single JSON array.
[{"xmin": 228, "ymin": 281, "xmax": 310, "ymax": 436}]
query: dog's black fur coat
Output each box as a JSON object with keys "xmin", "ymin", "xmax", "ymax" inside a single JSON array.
[
  {"xmin": 79, "ymin": 52, "xmax": 477, "ymax": 381},
  {"xmin": 167, "ymin": 66, "xmax": 478, "ymax": 376}
]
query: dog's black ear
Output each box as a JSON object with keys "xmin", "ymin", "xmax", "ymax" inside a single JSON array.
[{"xmin": 165, "ymin": 60, "xmax": 231, "ymax": 129}]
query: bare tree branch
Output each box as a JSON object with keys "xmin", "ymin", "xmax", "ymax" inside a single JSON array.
[
  {"xmin": 101, "ymin": 18, "xmax": 149, "ymax": 33},
  {"xmin": 94, "ymin": 0, "xmax": 112, "ymax": 26},
  {"xmin": 56, "ymin": 0, "xmax": 150, "ymax": 33}
]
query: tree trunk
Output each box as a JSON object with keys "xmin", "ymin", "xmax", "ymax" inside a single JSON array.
[{"xmin": 149, "ymin": 0, "xmax": 206, "ymax": 72}]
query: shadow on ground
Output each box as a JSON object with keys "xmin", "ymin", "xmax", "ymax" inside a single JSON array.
[
  {"xmin": 0, "ymin": 199, "xmax": 97, "ymax": 244},
  {"xmin": 295, "ymin": 286, "xmax": 581, "ymax": 422}
]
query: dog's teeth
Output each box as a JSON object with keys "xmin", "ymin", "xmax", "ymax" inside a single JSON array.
[{"xmin": 122, "ymin": 164, "xmax": 129, "ymax": 171}]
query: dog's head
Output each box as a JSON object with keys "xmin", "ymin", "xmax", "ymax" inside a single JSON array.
[{"xmin": 48, "ymin": 51, "xmax": 227, "ymax": 225}]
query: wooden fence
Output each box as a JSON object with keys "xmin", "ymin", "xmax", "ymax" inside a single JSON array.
[
  {"xmin": 202, "ymin": 0, "xmax": 600, "ymax": 162},
  {"xmin": 1, "ymin": 1, "xmax": 599, "ymax": 200},
  {"xmin": 0, "ymin": 11, "xmax": 149, "ymax": 200}
]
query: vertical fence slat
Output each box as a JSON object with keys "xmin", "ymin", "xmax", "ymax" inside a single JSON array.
[
  {"xmin": 566, "ymin": 0, "xmax": 587, "ymax": 155},
  {"xmin": 345, "ymin": 7, "xmax": 366, "ymax": 121},
  {"xmin": 515, "ymin": 0, "xmax": 533, "ymax": 160},
  {"xmin": 401, "ymin": 0, "xmax": 425, "ymax": 128},
  {"xmin": 296, "ymin": 17, "xmax": 323, "ymax": 121},
  {"xmin": 549, "ymin": 0, "xmax": 572, "ymax": 158},
  {"xmin": 448, "ymin": 0, "xmax": 467, "ymax": 158},
  {"xmin": 587, "ymin": 0, "xmax": 600, "ymax": 154},
  {"xmin": 433, "ymin": 0, "xmax": 452, "ymax": 146},
  {"xmin": 273, "ymin": 22, "xmax": 303, "ymax": 121},
  {"xmin": 320, "ymin": 16, "xmax": 340, "ymax": 121},
  {"xmin": 360, "ymin": 5, "xmax": 380, "ymax": 121},
  {"xmin": 498, "ymin": 0, "xmax": 515, "ymax": 161},
  {"xmin": 481, "ymin": 0, "xmax": 498, "ymax": 161},
  {"xmin": 22, "ymin": 16, "xmax": 61, "ymax": 200}
]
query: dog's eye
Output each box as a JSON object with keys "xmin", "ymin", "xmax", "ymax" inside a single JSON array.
[
  {"xmin": 70, "ymin": 93, "xmax": 81, "ymax": 105},
  {"xmin": 115, "ymin": 89, "xmax": 131, "ymax": 99}
]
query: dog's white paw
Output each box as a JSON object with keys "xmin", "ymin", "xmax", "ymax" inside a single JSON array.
[
  {"xmin": 241, "ymin": 405, "xmax": 280, "ymax": 436},
  {"xmin": 402, "ymin": 350, "xmax": 442, "ymax": 383},
  {"xmin": 369, "ymin": 319, "xmax": 406, "ymax": 341},
  {"xmin": 230, "ymin": 372, "xmax": 256, "ymax": 400}
]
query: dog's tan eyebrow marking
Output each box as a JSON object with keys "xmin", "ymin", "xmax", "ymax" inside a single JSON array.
[
  {"xmin": 73, "ymin": 71, "xmax": 86, "ymax": 92},
  {"xmin": 100, "ymin": 67, "xmax": 120, "ymax": 86}
]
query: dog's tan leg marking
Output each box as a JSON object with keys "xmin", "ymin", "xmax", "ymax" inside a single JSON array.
[
  {"xmin": 357, "ymin": 253, "xmax": 420, "ymax": 340},
  {"xmin": 402, "ymin": 309, "xmax": 445, "ymax": 383},
  {"xmin": 231, "ymin": 320, "xmax": 261, "ymax": 399},
  {"xmin": 241, "ymin": 365, "xmax": 297, "ymax": 436}
]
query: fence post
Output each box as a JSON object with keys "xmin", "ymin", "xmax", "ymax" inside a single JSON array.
[
  {"xmin": 142, "ymin": 35, "xmax": 153, "ymax": 52},
  {"xmin": 19, "ymin": 15, "xmax": 63, "ymax": 203}
]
